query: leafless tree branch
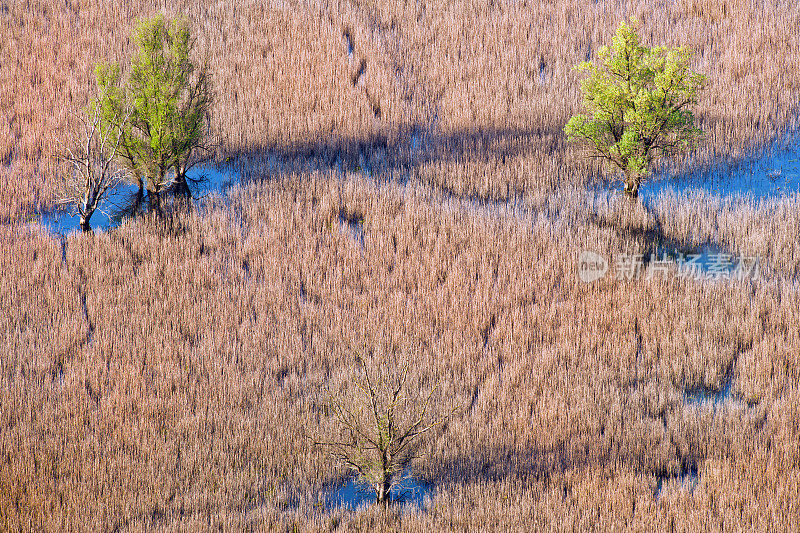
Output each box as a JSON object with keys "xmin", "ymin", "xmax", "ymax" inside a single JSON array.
[
  {"xmin": 55, "ymin": 103, "xmax": 133, "ymax": 232},
  {"xmin": 312, "ymin": 356, "xmax": 457, "ymax": 506}
]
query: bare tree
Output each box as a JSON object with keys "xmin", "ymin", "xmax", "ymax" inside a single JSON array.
[
  {"xmin": 56, "ymin": 104, "xmax": 131, "ymax": 232},
  {"xmin": 315, "ymin": 356, "xmax": 454, "ymax": 506}
]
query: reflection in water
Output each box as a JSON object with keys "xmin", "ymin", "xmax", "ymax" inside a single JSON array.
[
  {"xmin": 38, "ymin": 163, "xmax": 241, "ymax": 235},
  {"xmin": 325, "ymin": 472, "xmax": 430, "ymax": 511}
]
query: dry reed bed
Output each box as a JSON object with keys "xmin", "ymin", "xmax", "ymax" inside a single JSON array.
[
  {"xmin": 2, "ymin": 173, "xmax": 799, "ymax": 530},
  {"xmin": 649, "ymin": 189, "xmax": 800, "ymax": 280},
  {"xmin": 547, "ymin": 186, "xmax": 800, "ymax": 281},
  {"xmin": 3, "ymin": 0, "xmax": 800, "ymax": 529},
  {"xmin": 2, "ymin": 0, "xmax": 800, "ymax": 221}
]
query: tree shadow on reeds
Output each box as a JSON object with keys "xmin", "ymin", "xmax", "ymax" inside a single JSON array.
[
  {"xmin": 38, "ymin": 124, "xmax": 566, "ymax": 235},
  {"xmin": 222, "ymin": 122, "xmax": 571, "ymax": 202},
  {"xmin": 429, "ymin": 437, "xmax": 703, "ymax": 497},
  {"xmin": 105, "ymin": 187, "xmax": 196, "ymax": 237},
  {"xmin": 586, "ymin": 202, "xmax": 715, "ymax": 262}
]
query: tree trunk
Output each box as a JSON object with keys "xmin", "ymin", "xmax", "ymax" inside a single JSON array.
[
  {"xmin": 172, "ymin": 172, "xmax": 194, "ymax": 213},
  {"xmin": 79, "ymin": 213, "xmax": 93, "ymax": 233},
  {"xmin": 375, "ymin": 476, "xmax": 391, "ymax": 506},
  {"xmin": 148, "ymin": 191, "xmax": 162, "ymax": 215},
  {"xmin": 172, "ymin": 171, "xmax": 192, "ymax": 198},
  {"xmin": 623, "ymin": 172, "xmax": 640, "ymax": 199},
  {"xmin": 146, "ymin": 178, "xmax": 163, "ymax": 215}
]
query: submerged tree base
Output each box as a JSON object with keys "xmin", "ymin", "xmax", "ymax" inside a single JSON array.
[
  {"xmin": 624, "ymin": 181, "xmax": 640, "ymax": 199},
  {"xmin": 325, "ymin": 472, "xmax": 431, "ymax": 511}
]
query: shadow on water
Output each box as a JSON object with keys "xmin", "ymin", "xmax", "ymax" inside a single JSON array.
[
  {"xmin": 684, "ymin": 376, "xmax": 733, "ymax": 406},
  {"xmin": 682, "ymin": 362, "xmax": 758, "ymax": 408},
  {"xmin": 586, "ymin": 209, "xmax": 759, "ymax": 282},
  {"xmin": 429, "ymin": 438, "xmax": 706, "ymax": 504},
  {"xmin": 324, "ymin": 471, "xmax": 431, "ymax": 511},
  {"xmin": 337, "ymin": 209, "xmax": 365, "ymax": 249},
  {"xmin": 641, "ymin": 242, "xmax": 761, "ymax": 281},
  {"xmin": 587, "ymin": 192, "xmax": 763, "ymax": 282}
]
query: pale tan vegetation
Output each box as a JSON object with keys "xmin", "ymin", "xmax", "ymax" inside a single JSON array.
[
  {"xmin": 2, "ymin": 0, "xmax": 800, "ymax": 219},
  {"xmin": 2, "ymin": 174, "xmax": 799, "ymax": 529},
  {"xmin": 2, "ymin": 0, "xmax": 800, "ymax": 530}
]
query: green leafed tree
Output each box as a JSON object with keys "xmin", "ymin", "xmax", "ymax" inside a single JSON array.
[
  {"xmin": 564, "ymin": 19, "xmax": 706, "ymax": 198},
  {"xmin": 95, "ymin": 15, "xmax": 212, "ymax": 211}
]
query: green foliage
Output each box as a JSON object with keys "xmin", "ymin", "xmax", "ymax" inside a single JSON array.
[
  {"xmin": 564, "ymin": 19, "xmax": 706, "ymax": 197},
  {"xmin": 95, "ymin": 15, "xmax": 211, "ymax": 199}
]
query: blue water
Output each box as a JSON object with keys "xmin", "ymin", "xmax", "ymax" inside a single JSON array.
[
  {"xmin": 641, "ymin": 134, "xmax": 800, "ymax": 201},
  {"xmin": 655, "ymin": 467, "xmax": 699, "ymax": 499},
  {"xmin": 37, "ymin": 162, "xmax": 241, "ymax": 235},
  {"xmin": 684, "ymin": 378, "xmax": 733, "ymax": 406},
  {"xmin": 642, "ymin": 243, "xmax": 761, "ymax": 282},
  {"xmin": 325, "ymin": 472, "xmax": 431, "ymax": 510}
]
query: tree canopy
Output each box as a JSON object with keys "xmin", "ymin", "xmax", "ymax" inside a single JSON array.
[
  {"xmin": 95, "ymin": 15, "xmax": 212, "ymax": 208},
  {"xmin": 564, "ymin": 19, "xmax": 706, "ymax": 198}
]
